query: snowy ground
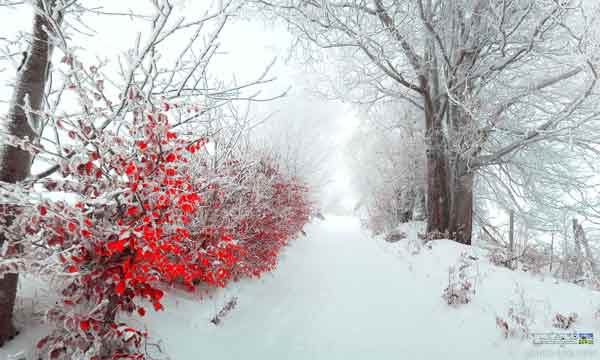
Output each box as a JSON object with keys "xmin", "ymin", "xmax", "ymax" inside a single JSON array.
[{"xmin": 3, "ymin": 215, "xmax": 600, "ymax": 359}]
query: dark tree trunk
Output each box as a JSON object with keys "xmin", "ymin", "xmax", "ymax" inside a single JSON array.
[
  {"xmin": 0, "ymin": 273, "xmax": 18, "ymax": 346},
  {"xmin": 576, "ymin": 220, "xmax": 598, "ymax": 276},
  {"xmin": 444, "ymin": 46, "xmax": 478, "ymax": 246},
  {"xmin": 424, "ymin": 119, "xmax": 450, "ymax": 237},
  {"xmin": 0, "ymin": 1, "xmax": 59, "ymax": 346},
  {"xmin": 572, "ymin": 219, "xmax": 584, "ymax": 277},
  {"xmin": 449, "ymin": 169, "xmax": 473, "ymax": 245},
  {"xmin": 422, "ymin": 37, "xmax": 451, "ymax": 240}
]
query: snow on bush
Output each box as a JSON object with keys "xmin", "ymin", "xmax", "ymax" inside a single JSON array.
[
  {"xmin": 486, "ymin": 245, "xmax": 514, "ymax": 269},
  {"xmin": 495, "ymin": 285, "xmax": 534, "ymax": 339},
  {"xmin": 187, "ymin": 156, "xmax": 311, "ymax": 281},
  {"xmin": 0, "ymin": 80, "xmax": 311, "ymax": 358},
  {"xmin": 442, "ymin": 252, "xmax": 477, "ymax": 307},
  {"xmin": 552, "ymin": 312, "xmax": 578, "ymax": 330}
]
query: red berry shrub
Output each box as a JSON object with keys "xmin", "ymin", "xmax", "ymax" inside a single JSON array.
[{"xmin": 11, "ymin": 98, "xmax": 311, "ymax": 358}]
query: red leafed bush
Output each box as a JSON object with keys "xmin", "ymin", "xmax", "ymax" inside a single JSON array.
[
  {"xmin": 185, "ymin": 156, "xmax": 311, "ymax": 280},
  {"xmin": 17, "ymin": 101, "xmax": 310, "ymax": 358},
  {"xmin": 27, "ymin": 107, "xmax": 236, "ymax": 358}
]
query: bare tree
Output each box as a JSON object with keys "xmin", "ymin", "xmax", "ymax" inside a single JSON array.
[{"xmin": 254, "ymin": 0, "xmax": 600, "ymax": 245}]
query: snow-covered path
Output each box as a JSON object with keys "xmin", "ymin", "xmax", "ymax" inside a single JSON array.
[
  {"xmin": 147, "ymin": 215, "xmax": 437, "ymax": 359},
  {"xmin": 3, "ymin": 215, "xmax": 600, "ymax": 359},
  {"xmin": 145, "ymin": 215, "xmax": 600, "ymax": 359}
]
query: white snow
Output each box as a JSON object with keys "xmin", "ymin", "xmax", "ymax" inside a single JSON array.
[{"xmin": 3, "ymin": 215, "xmax": 600, "ymax": 359}]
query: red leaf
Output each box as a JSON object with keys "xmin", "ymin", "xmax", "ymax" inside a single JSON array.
[
  {"xmin": 221, "ymin": 234, "xmax": 232, "ymax": 241},
  {"xmin": 79, "ymin": 319, "xmax": 90, "ymax": 331},
  {"xmin": 186, "ymin": 193, "xmax": 201, "ymax": 203},
  {"xmin": 137, "ymin": 307, "xmax": 146, "ymax": 317},
  {"xmin": 151, "ymin": 289, "xmax": 164, "ymax": 301},
  {"xmin": 115, "ymin": 280, "xmax": 125, "ymax": 295},
  {"xmin": 125, "ymin": 163, "xmax": 137, "ymax": 175},
  {"xmin": 36, "ymin": 336, "xmax": 49, "ymax": 349},
  {"xmin": 176, "ymin": 228, "xmax": 190, "ymax": 238},
  {"xmin": 80, "ymin": 229, "xmax": 92, "ymax": 238},
  {"xmin": 180, "ymin": 202, "xmax": 194, "ymax": 214},
  {"xmin": 186, "ymin": 144, "xmax": 196, "ymax": 154},
  {"xmin": 130, "ymin": 182, "xmax": 139, "ymax": 193},
  {"xmin": 39, "ymin": 206, "xmax": 47, "ymax": 216},
  {"xmin": 127, "ymin": 206, "xmax": 138, "ymax": 216},
  {"xmin": 107, "ymin": 239, "xmax": 126, "ymax": 253},
  {"xmin": 50, "ymin": 348, "xmax": 63, "ymax": 359},
  {"xmin": 165, "ymin": 153, "xmax": 177, "ymax": 162}
]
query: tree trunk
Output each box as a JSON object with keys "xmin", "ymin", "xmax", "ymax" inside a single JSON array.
[
  {"xmin": 573, "ymin": 219, "xmax": 597, "ymax": 277},
  {"xmin": 572, "ymin": 219, "xmax": 584, "ymax": 277},
  {"xmin": 425, "ymin": 126, "xmax": 450, "ymax": 237},
  {"xmin": 0, "ymin": 1, "xmax": 59, "ymax": 346},
  {"xmin": 449, "ymin": 169, "xmax": 473, "ymax": 245},
  {"xmin": 580, "ymin": 227, "xmax": 598, "ymax": 277}
]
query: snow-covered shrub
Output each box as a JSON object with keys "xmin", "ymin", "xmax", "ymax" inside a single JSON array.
[
  {"xmin": 384, "ymin": 230, "xmax": 406, "ymax": 243},
  {"xmin": 487, "ymin": 247, "xmax": 511, "ymax": 268},
  {"xmin": 496, "ymin": 286, "xmax": 534, "ymax": 339},
  {"xmin": 495, "ymin": 309, "xmax": 532, "ymax": 339},
  {"xmin": 442, "ymin": 275, "xmax": 473, "ymax": 307},
  {"xmin": 2, "ymin": 89, "xmax": 310, "ymax": 358},
  {"xmin": 22, "ymin": 102, "xmax": 228, "ymax": 358},
  {"xmin": 485, "ymin": 241, "xmax": 548, "ymax": 274},
  {"xmin": 553, "ymin": 312, "xmax": 578, "ymax": 329},
  {"xmin": 0, "ymin": 1, "xmax": 313, "ymax": 356},
  {"xmin": 186, "ymin": 154, "xmax": 312, "ymax": 280},
  {"xmin": 442, "ymin": 252, "xmax": 477, "ymax": 307}
]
